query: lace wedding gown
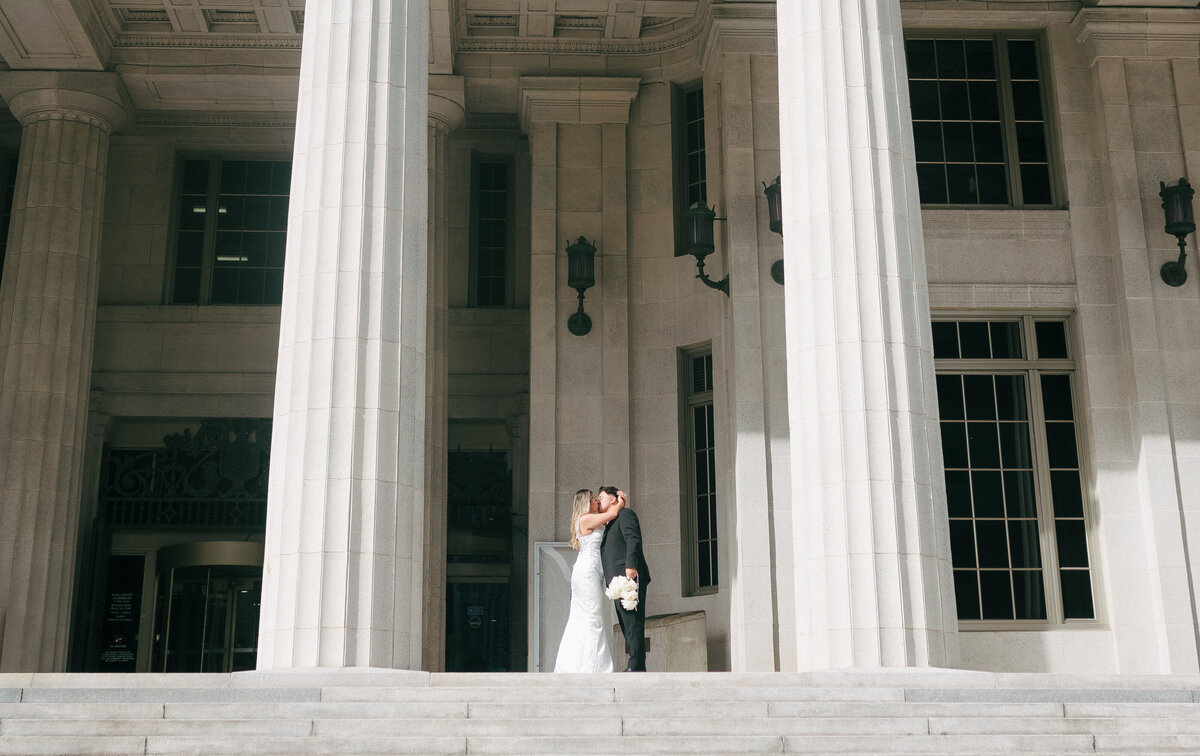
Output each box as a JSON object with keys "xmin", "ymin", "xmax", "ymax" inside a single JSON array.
[{"xmin": 553, "ymin": 525, "xmax": 613, "ymax": 673}]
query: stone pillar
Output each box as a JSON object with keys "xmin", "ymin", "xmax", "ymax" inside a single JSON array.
[
  {"xmin": 1073, "ymin": 10, "xmax": 1200, "ymax": 673},
  {"xmin": 702, "ymin": 17, "xmax": 789, "ymax": 673},
  {"xmin": 0, "ymin": 72, "xmax": 128, "ymax": 672},
  {"xmin": 422, "ymin": 76, "xmax": 465, "ymax": 672},
  {"xmin": 776, "ymin": 1, "xmax": 958, "ymax": 669},
  {"xmin": 258, "ymin": 0, "xmax": 430, "ymax": 669},
  {"xmin": 519, "ymin": 77, "xmax": 639, "ymax": 658}
]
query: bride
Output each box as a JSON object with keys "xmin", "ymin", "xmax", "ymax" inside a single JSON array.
[{"xmin": 553, "ymin": 488, "xmax": 625, "ymax": 673}]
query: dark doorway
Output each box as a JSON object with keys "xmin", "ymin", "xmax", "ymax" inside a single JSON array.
[{"xmin": 445, "ymin": 450, "xmax": 516, "ymax": 671}]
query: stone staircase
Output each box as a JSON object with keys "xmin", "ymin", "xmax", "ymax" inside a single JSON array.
[{"xmin": 2, "ymin": 669, "xmax": 1199, "ymax": 754}]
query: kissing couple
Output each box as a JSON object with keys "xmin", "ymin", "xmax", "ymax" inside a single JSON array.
[{"xmin": 553, "ymin": 486, "xmax": 651, "ymax": 673}]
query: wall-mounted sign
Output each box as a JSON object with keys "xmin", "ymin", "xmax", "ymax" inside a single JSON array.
[{"xmin": 97, "ymin": 555, "xmax": 144, "ymax": 672}]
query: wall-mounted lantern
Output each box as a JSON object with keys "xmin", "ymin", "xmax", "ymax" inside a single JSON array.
[
  {"xmin": 763, "ymin": 175, "xmax": 784, "ymax": 285},
  {"xmin": 565, "ymin": 236, "xmax": 596, "ymax": 335},
  {"xmin": 1159, "ymin": 178, "xmax": 1195, "ymax": 287},
  {"xmin": 677, "ymin": 202, "xmax": 729, "ymax": 296}
]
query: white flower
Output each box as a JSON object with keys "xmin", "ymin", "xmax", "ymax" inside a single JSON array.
[{"xmin": 605, "ymin": 575, "xmax": 639, "ymax": 611}]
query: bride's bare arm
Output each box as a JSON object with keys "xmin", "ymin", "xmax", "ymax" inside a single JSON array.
[{"xmin": 577, "ymin": 495, "xmax": 625, "ymax": 532}]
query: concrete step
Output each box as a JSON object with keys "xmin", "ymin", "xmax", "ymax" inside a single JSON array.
[{"xmin": 1, "ymin": 670, "xmax": 1199, "ymax": 755}]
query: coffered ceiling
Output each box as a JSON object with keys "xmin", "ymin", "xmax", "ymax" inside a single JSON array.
[
  {"xmin": 0, "ymin": 0, "xmax": 713, "ymax": 121},
  {"xmin": 458, "ymin": 0, "xmax": 700, "ymax": 41}
]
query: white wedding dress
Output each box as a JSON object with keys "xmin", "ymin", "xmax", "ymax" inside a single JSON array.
[{"xmin": 553, "ymin": 524, "xmax": 613, "ymax": 673}]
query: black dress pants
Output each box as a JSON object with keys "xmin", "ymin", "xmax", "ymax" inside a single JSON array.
[{"xmin": 615, "ymin": 580, "xmax": 648, "ymax": 671}]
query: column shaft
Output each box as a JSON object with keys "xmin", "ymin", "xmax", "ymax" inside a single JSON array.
[
  {"xmin": 777, "ymin": 0, "xmax": 958, "ymax": 669},
  {"xmin": 422, "ymin": 78, "xmax": 464, "ymax": 671},
  {"xmin": 0, "ymin": 103, "xmax": 116, "ymax": 672},
  {"xmin": 258, "ymin": 0, "xmax": 430, "ymax": 669}
]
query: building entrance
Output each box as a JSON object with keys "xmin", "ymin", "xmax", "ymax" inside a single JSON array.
[{"xmin": 149, "ymin": 541, "xmax": 263, "ymax": 673}]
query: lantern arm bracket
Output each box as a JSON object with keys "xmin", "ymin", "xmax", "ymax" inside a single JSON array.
[{"xmin": 694, "ymin": 256, "xmax": 730, "ymax": 295}]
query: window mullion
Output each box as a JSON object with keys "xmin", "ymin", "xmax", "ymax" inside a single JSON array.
[
  {"xmin": 198, "ymin": 158, "xmax": 220, "ymax": 306},
  {"xmin": 994, "ymin": 33, "xmax": 1023, "ymax": 207},
  {"xmin": 1028, "ymin": 366, "xmax": 1065, "ymax": 623}
]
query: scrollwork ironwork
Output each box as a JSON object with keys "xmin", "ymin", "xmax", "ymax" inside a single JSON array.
[{"xmin": 101, "ymin": 418, "xmax": 271, "ymax": 528}]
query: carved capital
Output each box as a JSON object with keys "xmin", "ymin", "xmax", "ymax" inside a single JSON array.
[
  {"xmin": 429, "ymin": 75, "xmax": 466, "ymax": 133},
  {"xmin": 0, "ymin": 71, "xmax": 131, "ymax": 131},
  {"xmin": 1073, "ymin": 8, "xmax": 1200, "ymax": 62},
  {"xmin": 518, "ymin": 76, "xmax": 641, "ymax": 133}
]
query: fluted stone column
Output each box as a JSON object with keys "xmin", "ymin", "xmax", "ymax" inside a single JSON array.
[
  {"xmin": 776, "ymin": 1, "xmax": 958, "ymax": 670},
  {"xmin": 258, "ymin": 0, "xmax": 430, "ymax": 669},
  {"xmin": 0, "ymin": 72, "xmax": 128, "ymax": 672},
  {"xmin": 422, "ymin": 76, "xmax": 464, "ymax": 671}
]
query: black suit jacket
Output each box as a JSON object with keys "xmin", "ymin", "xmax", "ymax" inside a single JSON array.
[{"xmin": 600, "ymin": 509, "xmax": 651, "ymax": 585}]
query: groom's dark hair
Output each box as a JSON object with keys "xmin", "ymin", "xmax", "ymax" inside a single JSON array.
[{"xmin": 599, "ymin": 485, "xmax": 620, "ymax": 497}]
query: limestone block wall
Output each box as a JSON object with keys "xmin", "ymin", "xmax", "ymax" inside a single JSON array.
[{"xmin": 907, "ymin": 8, "xmax": 1200, "ymax": 675}]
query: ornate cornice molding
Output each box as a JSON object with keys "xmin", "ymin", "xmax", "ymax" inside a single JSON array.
[
  {"xmin": 698, "ymin": 4, "xmax": 778, "ymax": 72},
  {"xmin": 1073, "ymin": 7, "xmax": 1200, "ymax": 60},
  {"xmin": 135, "ymin": 110, "xmax": 297, "ymax": 128},
  {"xmin": 111, "ymin": 33, "xmax": 302, "ymax": 49},
  {"xmin": 518, "ymin": 76, "xmax": 641, "ymax": 133}
]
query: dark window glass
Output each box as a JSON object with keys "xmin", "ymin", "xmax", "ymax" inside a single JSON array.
[
  {"xmin": 907, "ymin": 35, "xmax": 1052, "ymax": 206},
  {"xmin": 995, "ymin": 375, "xmax": 1028, "ymax": 421},
  {"xmin": 950, "ymin": 521, "xmax": 977, "ymax": 568},
  {"xmin": 1013, "ymin": 571, "xmax": 1047, "ymax": 620},
  {"xmin": 968, "ymin": 423, "xmax": 1001, "ymax": 468},
  {"xmin": 1055, "ymin": 520, "xmax": 1090, "ymax": 568},
  {"xmin": 684, "ymin": 348, "xmax": 717, "ymax": 593},
  {"xmin": 933, "ymin": 317, "xmax": 1092, "ymax": 624},
  {"xmin": 931, "ymin": 324, "xmax": 960, "ymax": 362},
  {"xmin": 937, "ymin": 374, "xmax": 965, "ymax": 419},
  {"xmin": 1060, "ymin": 570, "xmax": 1095, "ymax": 619},
  {"xmin": 963, "ymin": 375, "xmax": 996, "ymax": 420},
  {"xmin": 989, "ymin": 322, "xmax": 1022, "ymax": 358},
  {"xmin": 954, "ymin": 570, "xmax": 981, "ymax": 620},
  {"xmin": 682, "ymin": 87, "xmax": 707, "ymax": 207},
  {"xmin": 1044, "ymin": 423, "xmax": 1079, "ymax": 468},
  {"xmin": 1004, "ymin": 470, "xmax": 1037, "ymax": 518},
  {"xmin": 979, "ymin": 572, "xmax": 1014, "ymax": 619},
  {"xmin": 1035, "ymin": 321, "xmax": 1069, "ymax": 359},
  {"xmin": 1050, "ymin": 470, "xmax": 1083, "ymax": 517},
  {"xmin": 972, "ymin": 470, "xmax": 1004, "ymax": 518},
  {"xmin": 941, "ymin": 422, "xmax": 969, "ymax": 468},
  {"xmin": 958, "ymin": 322, "xmax": 991, "ymax": 358},
  {"xmin": 1008, "ymin": 521, "xmax": 1042, "ymax": 568},
  {"xmin": 172, "ymin": 158, "xmax": 290, "ymax": 305},
  {"xmin": 1041, "ymin": 375, "xmax": 1074, "ymax": 421},
  {"xmin": 474, "ymin": 161, "xmax": 510, "ymax": 307},
  {"xmin": 946, "ymin": 470, "xmax": 972, "ymax": 518}
]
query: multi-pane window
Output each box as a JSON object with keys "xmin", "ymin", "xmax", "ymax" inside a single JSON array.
[
  {"xmin": 171, "ymin": 158, "xmax": 290, "ymax": 305},
  {"xmin": 674, "ymin": 84, "xmax": 707, "ymax": 254},
  {"xmin": 681, "ymin": 86, "xmax": 706, "ymax": 207},
  {"xmin": 471, "ymin": 160, "xmax": 510, "ymax": 307},
  {"xmin": 934, "ymin": 315, "xmax": 1096, "ymax": 623},
  {"xmin": 906, "ymin": 35, "xmax": 1054, "ymax": 206},
  {"xmin": 682, "ymin": 347, "xmax": 717, "ymax": 594}
]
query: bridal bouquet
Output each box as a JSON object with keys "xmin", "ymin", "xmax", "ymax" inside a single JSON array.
[{"xmin": 605, "ymin": 575, "xmax": 639, "ymax": 611}]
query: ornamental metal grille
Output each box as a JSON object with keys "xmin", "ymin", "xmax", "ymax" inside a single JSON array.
[{"xmin": 100, "ymin": 419, "xmax": 271, "ymax": 528}]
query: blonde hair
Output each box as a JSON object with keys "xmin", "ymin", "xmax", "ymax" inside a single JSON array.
[{"xmin": 568, "ymin": 489, "xmax": 594, "ymax": 550}]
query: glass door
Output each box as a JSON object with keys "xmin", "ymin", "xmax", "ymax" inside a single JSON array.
[{"xmin": 150, "ymin": 541, "xmax": 263, "ymax": 673}]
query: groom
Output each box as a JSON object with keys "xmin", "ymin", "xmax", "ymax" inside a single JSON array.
[{"xmin": 597, "ymin": 486, "xmax": 651, "ymax": 671}]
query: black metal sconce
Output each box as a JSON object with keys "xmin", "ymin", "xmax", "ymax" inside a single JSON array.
[
  {"xmin": 1159, "ymin": 178, "xmax": 1195, "ymax": 287},
  {"xmin": 566, "ymin": 236, "xmax": 596, "ymax": 335},
  {"xmin": 678, "ymin": 202, "xmax": 730, "ymax": 296},
  {"xmin": 763, "ymin": 175, "xmax": 784, "ymax": 285}
]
